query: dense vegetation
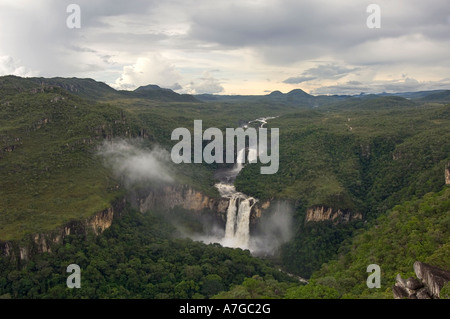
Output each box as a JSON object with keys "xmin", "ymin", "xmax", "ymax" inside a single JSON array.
[
  {"xmin": 0, "ymin": 207, "xmax": 296, "ymax": 299},
  {"xmin": 310, "ymin": 187, "xmax": 450, "ymax": 298},
  {"xmin": 235, "ymin": 103, "xmax": 449, "ymax": 277},
  {"xmin": 0, "ymin": 82, "xmax": 131, "ymax": 240},
  {"xmin": 213, "ymin": 187, "xmax": 450, "ymax": 299}
]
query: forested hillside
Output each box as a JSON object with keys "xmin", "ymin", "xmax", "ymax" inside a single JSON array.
[
  {"xmin": 212, "ymin": 187, "xmax": 450, "ymax": 299},
  {"xmin": 0, "ymin": 207, "xmax": 296, "ymax": 299}
]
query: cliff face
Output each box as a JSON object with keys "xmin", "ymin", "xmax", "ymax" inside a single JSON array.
[
  {"xmin": 137, "ymin": 185, "xmax": 229, "ymax": 215},
  {"xmin": 305, "ymin": 206, "xmax": 362, "ymax": 224},
  {"xmin": 0, "ymin": 197, "xmax": 126, "ymax": 262},
  {"xmin": 134, "ymin": 184, "xmax": 270, "ymax": 225},
  {"xmin": 445, "ymin": 162, "xmax": 450, "ymax": 185},
  {"xmin": 1, "ymin": 184, "xmax": 271, "ymax": 262}
]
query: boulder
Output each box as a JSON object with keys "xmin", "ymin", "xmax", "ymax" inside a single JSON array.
[
  {"xmin": 413, "ymin": 261, "xmax": 450, "ymax": 299},
  {"xmin": 393, "ymin": 262, "xmax": 450, "ymax": 299},
  {"xmin": 393, "ymin": 284, "xmax": 409, "ymax": 299},
  {"xmin": 406, "ymin": 277, "xmax": 423, "ymax": 290}
]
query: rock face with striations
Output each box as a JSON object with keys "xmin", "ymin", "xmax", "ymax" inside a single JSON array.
[
  {"xmin": 445, "ymin": 162, "xmax": 450, "ymax": 185},
  {"xmin": 305, "ymin": 206, "xmax": 362, "ymax": 225},
  {"xmin": 133, "ymin": 184, "xmax": 270, "ymax": 225},
  {"xmin": 0, "ymin": 197, "xmax": 127, "ymax": 262},
  {"xmin": 393, "ymin": 261, "xmax": 450, "ymax": 299},
  {"xmin": 136, "ymin": 184, "xmax": 229, "ymax": 216}
]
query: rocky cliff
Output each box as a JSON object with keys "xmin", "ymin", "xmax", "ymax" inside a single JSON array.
[
  {"xmin": 393, "ymin": 261, "xmax": 450, "ymax": 299},
  {"xmin": 305, "ymin": 205, "xmax": 362, "ymax": 224},
  {"xmin": 0, "ymin": 197, "xmax": 127, "ymax": 262},
  {"xmin": 446, "ymin": 162, "xmax": 450, "ymax": 185},
  {"xmin": 134, "ymin": 184, "xmax": 270, "ymax": 225},
  {"xmin": 1, "ymin": 184, "xmax": 271, "ymax": 262},
  {"xmin": 136, "ymin": 184, "xmax": 229, "ymax": 215}
]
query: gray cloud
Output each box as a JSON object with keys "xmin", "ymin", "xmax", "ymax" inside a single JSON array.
[
  {"xmin": 283, "ymin": 64, "xmax": 359, "ymax": 84},
  {"xmin": 283, "ymin": 76, "xmax": 316, "ymax": 84},
  {"xmin": 188, "ymin": 0, "xmax": 450, "ymax": 70},
  {"xmin": 311, "ymin": 77, "xmax": 450, "ymax": 95}
]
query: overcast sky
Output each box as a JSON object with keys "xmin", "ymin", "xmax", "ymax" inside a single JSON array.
[{"xmin": 1, "ymin": 0, "xmax": 449, "ymax": 95}]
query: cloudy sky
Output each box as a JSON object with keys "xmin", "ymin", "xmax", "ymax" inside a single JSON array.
[{"xmin": 1, "ymin": 0, "xmax": 449, "ymax": 95}]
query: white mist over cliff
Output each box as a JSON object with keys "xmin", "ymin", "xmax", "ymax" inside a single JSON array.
[{"xmin": 97, "ymin": 139, "xmax": 174, "ymax": 187}]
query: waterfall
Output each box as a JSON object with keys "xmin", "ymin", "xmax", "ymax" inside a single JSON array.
[
  {"xmin": 224, "ymin": 195, "xmax": 238, "ymax": 239},
  {"xmin": 214, "ymin": 116, "xmax": 276, "ymax": 250},
  {"xmin": 234, "ymin": 148, "xmax": 245, "ymax": 173},
  {"xmin": 222, "ymin": 193, "xmax": 255, "ymax": 249},
  {"xmin": 234, "ymin": 197, "xmax": 255, "ymax": 248}
]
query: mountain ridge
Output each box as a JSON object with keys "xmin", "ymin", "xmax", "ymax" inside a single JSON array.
[{"xmin": 0, "ymin": 75, "xmax": 199, "ymax": 103}]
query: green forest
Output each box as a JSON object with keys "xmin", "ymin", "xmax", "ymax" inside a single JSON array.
[{"xmin": 0, "ymin": 207, "xmax": 297, "ymax": 299}]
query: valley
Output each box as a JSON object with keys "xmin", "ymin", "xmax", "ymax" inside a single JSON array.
[{"xmin": 0, "ymin": 75, "xmax": 449, "ymax": 299}]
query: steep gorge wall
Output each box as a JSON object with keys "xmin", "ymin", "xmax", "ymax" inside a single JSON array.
[
  {"xmin": 446, "ymin": 162, "xmax": 450, "ymax": 185},
  {"xmin": 305, "ymin": 205, "xmax": 363, "ymax": 224},
  {"xmin": 136, "ymin": 185, "xmax": 229, "ymax": 215},
  {"xmin": 133, "ymin": 184, "xmax": 272, "ymax": 225},
  {"xmin": 1, "ymin": 183, "xmax": 368, "ymax": 263},
  {"xmin": 0, "ymin": 197, "xmax": 127, "ymax": 262},
  {"xmin": 0, "ymin": 184, "xmax": 271, "ymax": 263}
]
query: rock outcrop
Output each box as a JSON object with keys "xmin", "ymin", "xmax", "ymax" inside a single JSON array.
[
  {"xmin": 305, "ymin": 206, "xmax": 362, "ymax": 224},
  {"xmin": 0, "ymin": 197, "xmax": 127, "ymax": 262},
  {"xmin": 136, "ymin": 184, "xmax": 229, "ymax": 215},
  {"xmin": 445, "ymin": 162, "xmax": 450, "ymax": 185},
  {"xmin": 393, "ymin": 261, "xmax": 450, "ymax": 299},
  {"xmin": 133, "ymin": 184, "xmax": 270, "ymax": 225},
  {"xmin": 1, "ymin": 184, "xmax": 271, "ymax": 262}
]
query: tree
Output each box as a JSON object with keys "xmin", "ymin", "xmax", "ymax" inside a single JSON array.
[
  {"xmin": 201, "ymin": 274, "xmax": 224, "ymax": 298},
  {"xmin": 285, "ymin": 282, "xmax": 339, "ymax": 299}
]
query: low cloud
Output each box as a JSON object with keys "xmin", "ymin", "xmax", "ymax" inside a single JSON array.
[
  {"xmin": 98, "ymin": 139, "xmax": 173, "ymax": 187},
  {"xmin": 283, "ymin": 76, "xmax": 316, "ymax": 84},
  {"xmin": 283, "ymin": 63, "xmax": 358, "ymax": 85},
  {"xmin": 311, "ymin": 77, "xmax": 450, "ymax": 95}
]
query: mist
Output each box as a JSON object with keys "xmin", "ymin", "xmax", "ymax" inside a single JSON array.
[
  {"xmin": 188, "ymin": 199, "xmax": 294, "ymax": 257},
  {"xmin": 249, "ymin": 200, "xmax": 295, "ymax": 256},
  {"xmin": 97, "ymin": 139, "xmax": 174, "ymax": 188}
]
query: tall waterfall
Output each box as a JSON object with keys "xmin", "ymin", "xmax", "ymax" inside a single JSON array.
[
  {"xmin": 222, "ymin": 192, "xmax": 256, "ymax": 249},
  {"xmin": 214, "ymin": 117, "xmax": 277, "ymax": 250},
  {"xmin": 224, "ymin": 195, "xmax": 238, "ymax": 239},
  {"xmin": 234, "ymin": 197, "xmax": 255, "ymax": 247}
]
